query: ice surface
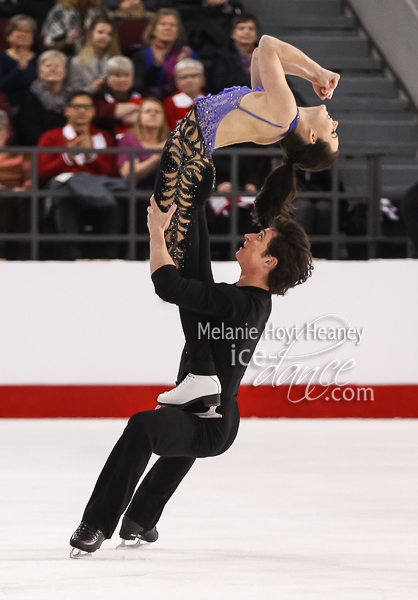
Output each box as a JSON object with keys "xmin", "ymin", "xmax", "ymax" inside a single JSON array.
[{"xmin": 0, "ymin": 418, "xmax": 417, "ymax": 600}]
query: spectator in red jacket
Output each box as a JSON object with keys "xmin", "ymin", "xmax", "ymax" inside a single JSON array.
[
  {"xmin": 93, "ymin": 56, "xmax": 142, "ymax": 138},
  {"xmin": 38, "ymin": 90, "xmax": 121, "ymax": 260},
  {"xmin": 163, "ymin": 58, "xmax": 205, "ymax": 132}
]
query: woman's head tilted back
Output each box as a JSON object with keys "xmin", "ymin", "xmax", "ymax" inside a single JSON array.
[{"xmin": 252, "ymin": 106, "xmax": 339, "ymax": 229}]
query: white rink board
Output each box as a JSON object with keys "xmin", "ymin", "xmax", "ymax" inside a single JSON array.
[{"xmin": 0, "ymin": 259, "xmax": 417, "ymax": 384}]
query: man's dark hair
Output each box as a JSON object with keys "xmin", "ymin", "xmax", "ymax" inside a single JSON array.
[
  {"xmin": 66, "ymin": 90, "xmax": 95, "ymax": 107},
  {"xmin": 232, "ymin": 14, "xmax": 260, "ymax": 34},
  {"xmin": 264, "ymin": 216, "xmax": 313, "ymax": 295}
]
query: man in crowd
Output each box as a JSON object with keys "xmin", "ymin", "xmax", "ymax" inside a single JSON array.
[{"xmin": 38, "ymin": 90, "xmax": 122, "ymax": 260}]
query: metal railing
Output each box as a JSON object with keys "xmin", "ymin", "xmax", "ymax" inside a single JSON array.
[{"xmin": 0, "ymin": 144, "xmax": 415, "ymax": 260}]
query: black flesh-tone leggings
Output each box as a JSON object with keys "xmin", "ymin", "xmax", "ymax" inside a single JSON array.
[{"xmin": 153, "ymin": 105, "xmax": 217, "ymax": 376}]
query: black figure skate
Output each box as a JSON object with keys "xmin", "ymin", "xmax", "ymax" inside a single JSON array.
[
  {"xmin": 116, "ymin": 515, "xmax": 159, "ymax": 549},
  {"xmin": 69, "ymin": 522, "xmax": 105, "ymax": 559}
]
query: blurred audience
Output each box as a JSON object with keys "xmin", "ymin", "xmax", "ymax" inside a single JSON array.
[
  {"xmin": 210, "ymin": 14, "xmax": 258, "ymax": 93},
  {"xmin": 117, "ymin": 96, "xmax": 168, "ymax": 257},
  {"xmin": 132, "ymin": 8, "xmax": 198, "ymax": 100},
  {"xmin": 0, "ymin": 1, "xmax": 55, "ymax": 29},
  {"xmin": 68, "ymin": 14, "xmax": 121, "ymax": 92},
  {"xmin": 163, "ymin": 58, "xmax": 205, "ymax": 132},
  {"xmin": 93, "ymin": 55, "xmax": 142, "ymax": 137},
  {"xmin": 42, "ymin": 0, "xmax": 109, "ymax": 55},
  {"xmin": 292, "ymin": 170, "xmax": 333, "ymax": 260},
  {"xmin": 0, "ymin": 109, "xmax": 31, "ymax": 259},
  {"xmin": 401, "ymin": 182, "xmax": 418, "ymax": 254},
  {"xmin": 111, "ymin": 0, "xmax": 151, "ymax": 19},
  {"xmin": 184, "ymin": 0, "xmax": 243, "ymax": 74},
  {"xmin": 38, "ymin": 90, "xmax": 122, "ymax": 260},
  {"xmin": 0, "ymin": 15, "xmax": 37, "ymax": 111},
  {"xmin": 16, "ymin": 50, "xmax": 68, "ymax": 146},
  {"xmin": 207, "ymin": 143, "xmax": 271, "ymax": 259},
  {"xmin": 0, "ymin": 91, "xmax": 14, "ymax": 143}
]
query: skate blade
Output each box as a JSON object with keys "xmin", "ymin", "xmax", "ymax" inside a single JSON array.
[
  {"xmin": 192, "ymin": 406, "xmax": 222, "ymax": 419},
  {"xmin": 116, "ymin": 539, "xmax": 144, "ymax": 550},
  {"xmin": 69, "ymin": 547, "xmax": 93, "ymax": 559}
]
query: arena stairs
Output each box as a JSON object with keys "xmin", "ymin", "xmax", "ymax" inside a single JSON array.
[{"xmin": 243, "ymin": 0, "xmax": 418, "ymax": 200}]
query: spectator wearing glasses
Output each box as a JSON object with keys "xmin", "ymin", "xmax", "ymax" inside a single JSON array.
[
  {"xmin": 38, "ymin": 90, "xmax": 121, "ymax": 260},
  {"xmin": 162, "ymin": 58, "xmax": 205, "ymax": 132},
  {"xmin": 132, "ymin": 8, "xmax": 198, "ymax": 100},
  {"xmin": 16, "ymin": 50, "xmax": 68, "ymax": 146},
  {"xmin": 0, "ymin": 15, "xmax": 38, "ymax": 111}
]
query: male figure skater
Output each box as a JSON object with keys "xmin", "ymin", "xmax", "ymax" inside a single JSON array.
[{"xmin": 69, "ymin": 197, "xmax": 312, "ymax": 556}]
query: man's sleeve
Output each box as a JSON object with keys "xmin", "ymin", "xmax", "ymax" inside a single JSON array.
[
  {"xmin": 151, "ymin": 264, "xmax": 248, "ymax": 319},
  {"xmin": 38, "ymin": 130, "xmax": 72, "ymax": 183}
]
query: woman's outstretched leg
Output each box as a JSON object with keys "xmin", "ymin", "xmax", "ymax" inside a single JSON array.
[{"xmin": 153, "ymin": 108, "xmax": 221, "ymax": 407}]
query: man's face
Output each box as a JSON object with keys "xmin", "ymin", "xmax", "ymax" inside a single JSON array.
[
  {"xmin": 231, "ymin": 20, "xmax": 257, "ymax": 47},
  {"xmin": 65, "ymin": 95, "xmax": 95, "ymax": 129},
  {"xmin": 175, "ymin": 67, "xmax": 205, "ymax": 98},
  {"xmin": 236, "ymin": 228, "xmax": 277, "ymax": 271}
]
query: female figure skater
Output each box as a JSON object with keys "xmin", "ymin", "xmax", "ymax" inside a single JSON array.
[{"xmin": 154, "ymin": 33, "xmax": 340, "ymax": 409}]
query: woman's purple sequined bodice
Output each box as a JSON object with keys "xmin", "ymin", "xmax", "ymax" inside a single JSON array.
[{"xmin": 194, "ymin": 86, "xmax": 299, "ymax": 158}]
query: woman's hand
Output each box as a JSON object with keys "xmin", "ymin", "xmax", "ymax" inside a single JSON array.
[
  {"xmin": 312, "ymin": 68, "xmax": 340, "ymax": 100},
  {"xmin": 177, "ymin": 46, "xmax": 192, "ymax": 63},
  {"xmin": 147, "ymin": 195, "xmax": 176, "ymax": 235},
  {"xmin": 66, "ymin": 29, "xmax": 80, "ymax": 44}
]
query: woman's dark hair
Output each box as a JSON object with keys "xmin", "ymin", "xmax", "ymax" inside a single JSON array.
[
  {"xmin": 232, "ymin": 14, "xmax": 260, "ymax": 35},
  {"xmin": 252, "ymin": 132, "xmax": 338, "ymax": 229},
  {"xmin": 265, "ymin": 216, "xmax": 313, "ymax": 296}
]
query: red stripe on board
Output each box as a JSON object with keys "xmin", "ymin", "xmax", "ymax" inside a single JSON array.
[{"xmin": 0, "ymin": 385, "xmax": 417, "ymax": 418}]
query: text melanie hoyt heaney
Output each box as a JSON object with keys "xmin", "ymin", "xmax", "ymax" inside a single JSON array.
[
  {"xmin": 197, "ymin": 319, "xmax": 365, "ymax": 345},
  {"xmin": 198, "ymin": 314, "xmax": 372, "ymax": 403}
]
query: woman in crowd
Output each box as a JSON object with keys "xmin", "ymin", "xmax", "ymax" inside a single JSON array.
[
  {"xmin": 42, "ymin": 0, "xmax": 108, "ymax": 55},
  {"xmin": 0, "ymin": 110, "xmax": 31, "ymax": 259},
  {"xmin": 0, "ymin": 15, "xmax": 37, "ymax": 111},
  {"xmin": 93, "ymin": 55, "xmax": 142, "ymax": 137},
  {"xmin": 132, "ymin": 8, "xmax": 198, "ymax": 100},
  {"xmin": 118, "ymin": 97, "xmax": 168, "ymax": 257},
  {"xmin": 17, "ymin": 50, "xmax": 68, "ymax": 146},
  {"xmin": 68, "ymin": 15, "xmax": 121, "ymax": 92}
]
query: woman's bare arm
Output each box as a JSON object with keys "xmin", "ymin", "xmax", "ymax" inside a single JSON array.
[
  {"xmin": 250, "ymin": 48, "xmax": 262, "ymax": 89},
  {"xmin": 258, "ymin": 35, "xmax": 340, "ymax": 101}
]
